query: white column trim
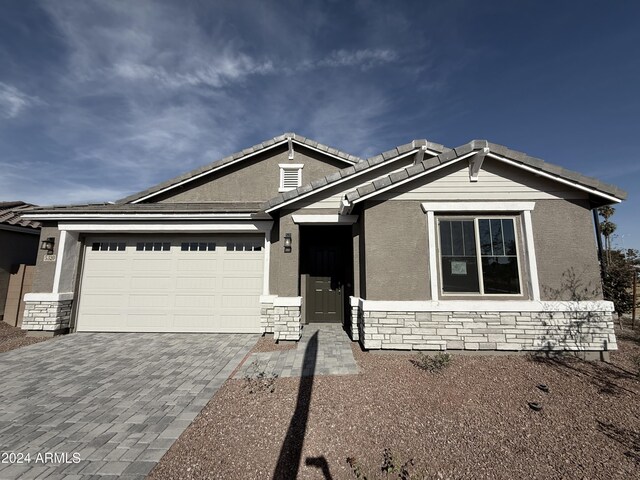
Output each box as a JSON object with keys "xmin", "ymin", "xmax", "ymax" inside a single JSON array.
[
  {"xmin": 52, "ymin": 230, "xmax": 68, "ymax": 293},
  {"xmin": 24, "ymin": 292, "xmax": 74, "ymax": 302},
  {"xmin": 522, "ymin": 209, "xmax": 541, "ymax": 301},
  {"xmin": 426, "ymin": 211, "xmax": 439, "ymax": 300},
  {"xmin": 262, "ymin": 232, "xmax": 271, "ymax": 296}
]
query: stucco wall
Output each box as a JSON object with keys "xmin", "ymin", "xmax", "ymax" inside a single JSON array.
[
  {"xmin": 268, "ymin": 211, "xmax": 300, "ymax": 297},
  {"xmin": 152, "ymin": 144, "xmax": 348, "ymax": 204},
  {"xmin": 532, "ymin": 199, "xmax": 602, "ymax": 300},
  {"xmin": 0, "ymin": 229, "xmax": 39, "ymax": 316},
  {"xmin": 362, "ymin": 200, "xmax": 430, "ymax": 301},
  {"xmin": 31, "ymin": 224, "xmax": 60, "ymax": 293}
]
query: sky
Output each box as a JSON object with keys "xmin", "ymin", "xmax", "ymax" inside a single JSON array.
[{"xmin": 1, "ymin": 0, "xmax": 638, "ymax": 250}]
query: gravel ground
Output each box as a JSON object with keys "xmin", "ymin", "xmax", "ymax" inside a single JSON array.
[
  {"xmin": 250, "ymin": 333, "xmax": 298, "ymax": 353},
  {"xmin": 149, "ymin": 323, "xmax": 640, "ymax": 479},
  {"xmin": 0, "ymin": 321, "xmax": 49, "ymax": 353}
]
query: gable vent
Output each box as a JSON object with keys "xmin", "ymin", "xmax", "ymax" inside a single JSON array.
[{"xmin": 279, "ymin": 164, "xmax": 304, "ymax": 192}]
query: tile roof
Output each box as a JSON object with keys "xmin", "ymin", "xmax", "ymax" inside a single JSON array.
[
  {"xmin": 118, "ymin": 133, "xmax": 362, "ymax": 204},
  {"xmin": 262, "ymin": 139, "xmax": 450, "ymax": 211},
  {"xmin": 0, "ymin": 201, "xmax": 40, "ymax": 229},
  {"xmin": 342, "ymin": 139, "xmax": 627, "ymax": 205},
  {"xmin": 23, "ymin": 202, "xmax": 264, "ymax": 215}
]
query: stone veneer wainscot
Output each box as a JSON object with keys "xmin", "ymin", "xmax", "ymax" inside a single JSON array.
[
  {"xmin": 260, "ymin": 296, "xmax": 303, "ymax": 341},
  {"xmin": 351, "ymin": 297, "xmax": 616, "ymax": 355},
  {"xmin": 22, "ymin": 293, "xmax": 74, "ymax": 333}
]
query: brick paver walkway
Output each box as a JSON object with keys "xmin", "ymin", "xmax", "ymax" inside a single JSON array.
[
  {"xmin": 236, "ymin": 324, "xmax": 359, "ymax": 378},
  {"xmin": 0, "ymin": 332, "xmax": 257, "ymax": 479}
]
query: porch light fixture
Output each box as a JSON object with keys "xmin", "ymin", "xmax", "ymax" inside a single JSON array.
[
  {"xmin": 284, "ymin": 233, "xmax": 292, "ymax": 253},
  {"xmin": 40, "ymin": 237, "xmax": 55, "ymax": 254}
]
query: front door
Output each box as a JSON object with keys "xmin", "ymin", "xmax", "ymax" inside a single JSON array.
[
  {"xmin": 307, "ymin": 245, "xmax": 344, "ymax": 323},
  {"xmin": 301, "ymin": 226, "xmax": 353, "ymax": 324}
]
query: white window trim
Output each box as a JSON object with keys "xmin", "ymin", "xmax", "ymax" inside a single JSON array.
[
  {"xmin": 279, "ymin": 163, "xmax": 304, "ymax": 192},
  {"xmin": 422, "ymin": 201, "xmax": 540, "ymax": 301},
  {"xmin": 436, "ymin": 215, "xmax": 524, "ymax": 298}
]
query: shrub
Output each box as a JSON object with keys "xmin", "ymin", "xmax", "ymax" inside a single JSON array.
[{"xmin": 413, "ymin": 351, "xmax": 452, "ymax": 373}]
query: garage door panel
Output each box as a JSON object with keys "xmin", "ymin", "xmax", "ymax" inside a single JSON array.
[
  {"xmin": 222, "ymin": 277, "xmax": 262, "ymax": 289},
  {"xmin": 76, "ymin": 235, "xmax": 263, "ymax": 333},
  {"xmin": 176, "ymin": 259, "xmax": 217, "ymax": 271},
  {"xmin": 130, "ymin": 276, "xmax": 173, "ymax": 290},
  {"xmin": 128, "ymin": 295, "xmax": 169, "ymax": 307},
  {"xmin": 175, "ymin": 277, "xmax": 217, "ymax": 290},
  {"xmin": 174, "ymin": 294, "xmax": 217, "ymax": 308}
]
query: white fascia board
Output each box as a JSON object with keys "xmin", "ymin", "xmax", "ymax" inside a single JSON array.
[
  {"xmin": 0, "ymin": 224, "xmax": 40, "ymax": 235},
  {"xmin": 349, "ymin": 151, "xmax": 478, "ymax": 206},
  {"xmin": 58, "ymin": 220, "xmax": 273, "ymax": 233},
  {"xmin": 486, "ymin": 152, "xmax": 623, "ymax": 203},
  {"xmin": 278, "ymin": 163, "xmax": 305, "ymax": 169},
  {"xmin": 24, "ymin": 292, "xmax": 74, "ymax": 302},
  {"xmin": 421, "ymin": 201, "xmax": 535, "ymax": 212},
  {"xmin": 265, "ymin": 148, "xmax": 429, "ymax": 213},
  {"xmin": 131, "ymin": 140, "xmax": 288, "ymax": 203},
  {"xmin": 360, "ymin": 299, "xmax": 615, "ymax": 312},
  {"xmin": 22, "ymin": 213, "xmax": 254, "ymax": 221},
  {"xmin": 291, "ymin": 214, "xmax": 358, "ymax": 224}
]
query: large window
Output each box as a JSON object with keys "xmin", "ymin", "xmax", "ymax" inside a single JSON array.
[{"xmin": 438, "ymin": 217, "xmax": 521, "ymax": 295}]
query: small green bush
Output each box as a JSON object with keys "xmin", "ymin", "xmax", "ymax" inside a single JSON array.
[{"xmin": 413, "ymin": 351, "xmax": 452, "ymax": 373}]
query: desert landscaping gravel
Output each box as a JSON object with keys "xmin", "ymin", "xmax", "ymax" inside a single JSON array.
[
  {"xmin": 150, "ymin": 323, "xmax": 640, "ymax": 479},
  {"xmin": 0, "ymin": 321, "xmax": 50, "ymax": 353}
]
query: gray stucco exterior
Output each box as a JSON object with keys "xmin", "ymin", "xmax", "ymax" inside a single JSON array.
[{"xmin": 19, "ymin": 134, "xmax": 624, "ymax": 355}]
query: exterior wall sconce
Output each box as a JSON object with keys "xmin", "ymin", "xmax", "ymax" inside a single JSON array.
[
  {"xmin": 40, "ymin": 237, "xmax": 55, "ymax": 254},
  {"xmin": 284, "ymin": 233, "xmax": 292, "ymax": 253}
]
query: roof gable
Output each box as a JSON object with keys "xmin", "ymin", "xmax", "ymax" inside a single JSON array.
[
  {"xmin": 119, "ymin": 133, "xmax": 361, "ymax": 204},
  {"xmin": 338, "ymin": 140, "xmax": 626, "ymax": 213},
  {"xmin": 263, "ymin": 139, "xmax": 450, "ymax": 212}
]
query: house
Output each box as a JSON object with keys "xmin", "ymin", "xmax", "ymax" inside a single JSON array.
[
  {"xmin": 20, "ymin": 134, "xmax": 626, "ymax": 358},
  {"xmin": 0, "ymin": 201, "xmax": 40, "ymax": 324}
]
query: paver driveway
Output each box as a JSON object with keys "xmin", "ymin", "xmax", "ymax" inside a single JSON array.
[{"xmin": 0, "ymin": 332, "xmax": 258, "ymax": 479}]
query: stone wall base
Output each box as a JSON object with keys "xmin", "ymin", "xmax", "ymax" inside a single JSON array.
[
  {"xmin": 260, "ymin": 296, "xmax": 303, "ymax": 341},
  {"xmin": 22, "ymin": 295, "xmax": 73, "ymax": 333},
  {"xmin": 352, "ymin": 300, "xmax": 616, "ymax": 353}
]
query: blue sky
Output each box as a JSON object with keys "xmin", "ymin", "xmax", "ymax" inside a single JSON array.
[{"xmin": 1, "ymin": 1, "xmax": 638, "ymax": 250}]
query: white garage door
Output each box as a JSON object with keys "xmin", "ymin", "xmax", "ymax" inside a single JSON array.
[{"xmin": 76, "ymin": 235, "xmax": 264, "ymax": 333}]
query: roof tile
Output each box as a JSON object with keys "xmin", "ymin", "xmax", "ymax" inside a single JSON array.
[
  {"xmin": 389, "ymin": 169, "xmax": 410, "ymax": 183},
  {"xmin": 381, "ymin": 148, "xmax": 399, "ymax": 160}
]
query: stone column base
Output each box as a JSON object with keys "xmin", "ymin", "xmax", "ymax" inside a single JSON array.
[
  {"xmin": 260, "ymin": 296, "xmax": 303, "ymax": 341},
  {"xmin": 22, "ymin": 293, "xmax": 74, "ymax": 333}
]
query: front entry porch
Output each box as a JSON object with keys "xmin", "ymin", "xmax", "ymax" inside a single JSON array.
[{"xmin": 236, "ymin": 324, "xmax": 359, "ymax": 378}]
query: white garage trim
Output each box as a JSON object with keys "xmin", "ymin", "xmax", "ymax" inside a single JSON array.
[
  {"xmin": 76, "ymin": 234, "xmax": 266, "ymax": 333},
  {"xmin": 58, "ymin": 221, "xmax": 273, "ymax": 233}
]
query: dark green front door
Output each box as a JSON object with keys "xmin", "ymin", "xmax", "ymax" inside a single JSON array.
[
  {"xmin": 306, "ymin": 245, "xmax": 344, "ymax": 323},
  {"xmin": 301, "ymin": 226, "xmax": 353, "ymax": 324}
]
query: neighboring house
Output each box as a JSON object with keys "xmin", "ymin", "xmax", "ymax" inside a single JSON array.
[
  {"xmin": 0, "ymin": 202, "xmax": 40, "ymax": 323},
  {"xmin": 20, "ymin": 133, "xmax": 626, "ymax": 359}
]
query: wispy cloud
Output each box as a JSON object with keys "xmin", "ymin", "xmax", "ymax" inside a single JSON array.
[
  {"xmin": 316, "ymin": 48, "xmax": 397, "ymax": 69},
  {"xmin": 0, "ymin": 82, "xmax": 38, "ymax": 118}
]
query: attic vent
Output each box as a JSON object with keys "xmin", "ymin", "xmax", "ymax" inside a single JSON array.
[{"xmin": 279, "ymin": 164, "xmax": 304, "ymax": 192}]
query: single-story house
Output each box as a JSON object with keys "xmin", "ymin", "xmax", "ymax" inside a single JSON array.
[
  {"xmin": 0, "ymin": 201, "xmax": 40, "ymax": 323},
  {"xmin": 20, "ymin": 133, "xmax": 626, "ymax": 358}
]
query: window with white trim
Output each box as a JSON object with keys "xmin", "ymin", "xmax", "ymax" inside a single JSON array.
[
  {"xmin": 438, "ymin": 216, "xmax": 521, "ymax": 295},
  {"xmin": 279, "ymin": 163, "xmax": 303, "ymax": 192}
]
